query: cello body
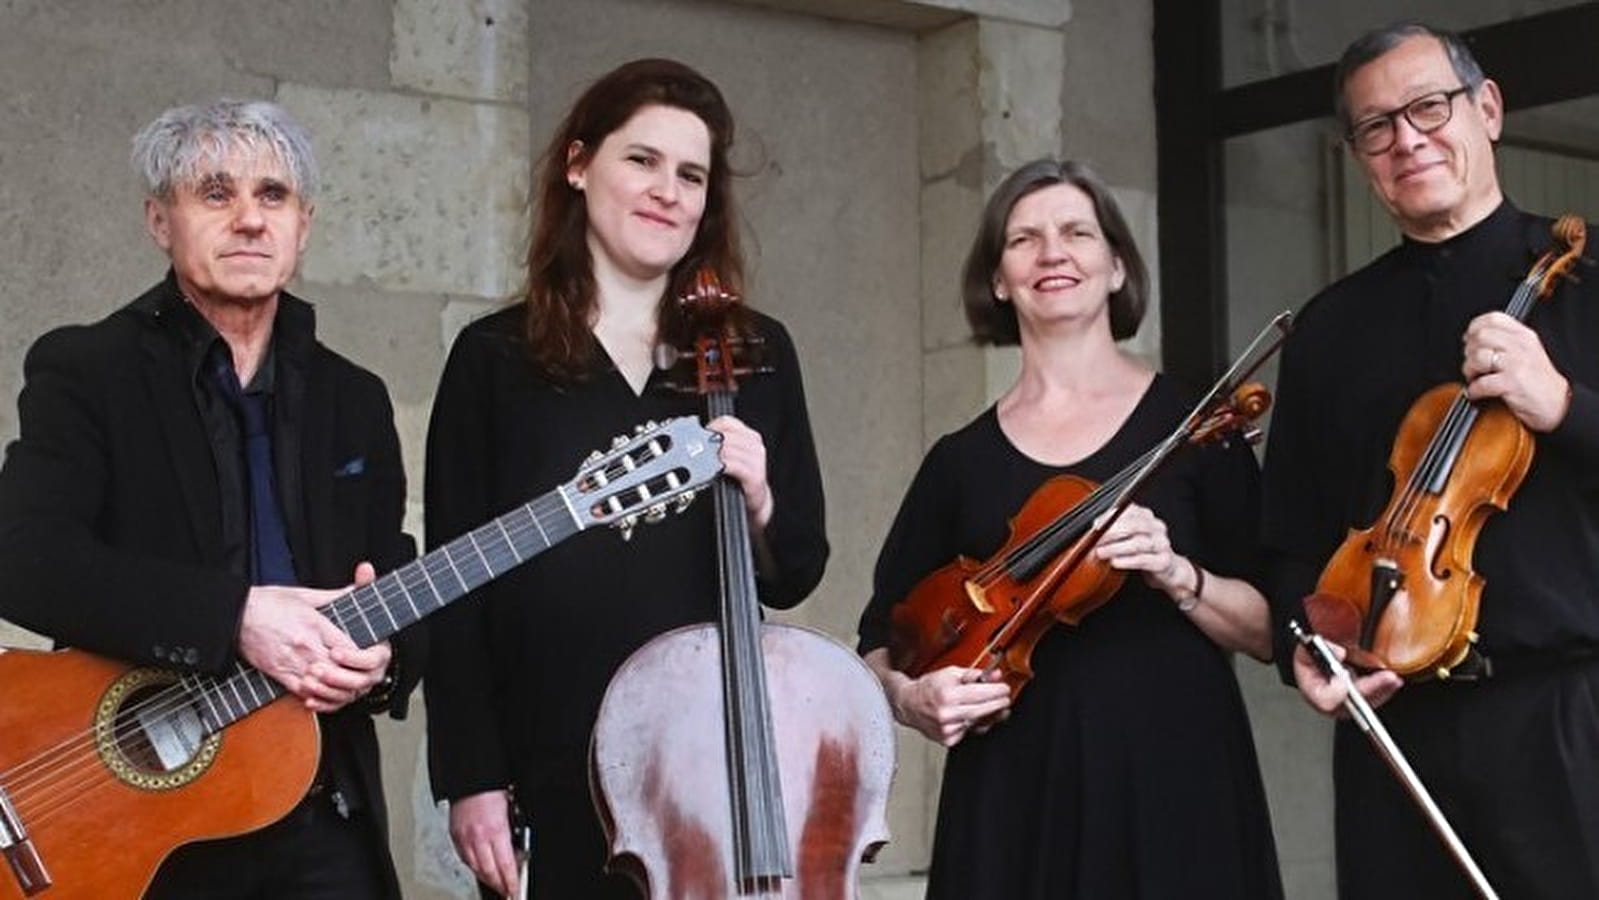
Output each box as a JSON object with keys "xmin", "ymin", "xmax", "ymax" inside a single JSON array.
[
  {"xmin": 590, "ymin": 624, "xmax": 894, "ymax": 899},
  {"xmin": 589, "ymin": 270, "xmax": 895, "ymax": 898}
]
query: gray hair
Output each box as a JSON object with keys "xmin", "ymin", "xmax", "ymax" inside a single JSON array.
[
  {"xmin": 131, "ymin": 99, "xmax": 320, "ymax": 202},
  {"xmin": 1333, "ymin": 22, "xmax": 1487, "ymax": 128}
]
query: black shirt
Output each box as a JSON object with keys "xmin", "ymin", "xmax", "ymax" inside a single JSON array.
[
  {"xmin": 163, "ymin": 286, "xmax": 282, "ymax": 584},
  {"xmin": 1261, "ymin": 202, "xmax": 1599, "ymax": 673},
  {"xmin": 421, "ymin": 303, "xmax": 829, "ymax": 890}
]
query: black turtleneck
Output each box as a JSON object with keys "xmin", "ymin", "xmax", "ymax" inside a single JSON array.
[{"xmin": 1261, "ymin": 201, "xmax": 1599, "ymax": 676}]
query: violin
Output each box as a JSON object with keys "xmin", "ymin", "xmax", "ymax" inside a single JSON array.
[
  {"xmin": 1305, "ymin": 215, "xmax": 1588, "ymax": 680},
  {"xmin": 889, "ymin": 314, "xmax": 1290, "ymax": 700},
  {"xmin": 589, "ymin": 269, "xmax": 895, "ymax": 898}
]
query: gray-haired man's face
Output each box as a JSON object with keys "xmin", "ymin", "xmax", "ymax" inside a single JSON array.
[{"xmin": 145, "ymin": 144, "xmax": 312, "ymax": 310}]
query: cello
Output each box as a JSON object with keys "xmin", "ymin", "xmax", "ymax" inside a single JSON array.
[
  {"xmin": 1305, "ymin": 215, "xmax": 1587, "ymax": 680},
  {"xmin": 589, "ymin": 269, "xmax": 896, "ymax": 898},
  {"xmin": 889, "ymin": 313, "xmax": 1290, "ymax": 699}
]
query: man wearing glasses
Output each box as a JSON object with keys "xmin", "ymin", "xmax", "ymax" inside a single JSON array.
[{"xmin": 1261, "ymin": 21, "xmax": 1599, "ymax": 899}]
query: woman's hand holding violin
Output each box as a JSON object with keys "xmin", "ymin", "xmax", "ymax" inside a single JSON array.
[
  {"xmin": 863, "ymin": 649, "xmax": 1011, "ymax": 747},
  {"xmin": 1092, "ymin": 504, "xmax": 1192, "ymax": 594}
]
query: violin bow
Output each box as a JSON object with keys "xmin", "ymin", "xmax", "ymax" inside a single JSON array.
[
  {"xmin": 972, "ymin": 312, "xmax": 1292, "ymax": 681},
  {"xmin": 1289, "ymin": 619, "xmax": 1501, "ymax": 900}
]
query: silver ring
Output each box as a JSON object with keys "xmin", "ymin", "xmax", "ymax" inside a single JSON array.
[{"xmin": 1490, "ymin": 349, "xmax": 1503, "ymax": 370}]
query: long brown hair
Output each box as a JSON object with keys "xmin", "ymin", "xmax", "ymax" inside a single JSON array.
[{"xmin": 522, "ymin": 58, "xmax": 746, "ymax": 380}]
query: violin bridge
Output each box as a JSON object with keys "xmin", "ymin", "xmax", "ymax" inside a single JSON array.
[{"xmin": 964, "ymin": 579, "xmax": 993, "ymax": 613}]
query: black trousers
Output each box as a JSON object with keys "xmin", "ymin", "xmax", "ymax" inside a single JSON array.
[
  {"xmin": 144, "ymin": 789, "xmax": 387, "ymax": 900},
  {"xmin": 1334, "ymin": 656, "xmax": 1599, "ymax": 899}
]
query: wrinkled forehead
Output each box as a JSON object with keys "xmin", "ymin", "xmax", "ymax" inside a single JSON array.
[
  {"xmin": 1343, "ymin": 36, "xmax": 1457, "ymax": 118},
  {"xmin": 172, "ymin": 133, "xmax": 298, "ymax": 193}
]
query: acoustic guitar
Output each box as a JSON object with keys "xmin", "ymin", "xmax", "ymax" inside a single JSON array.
[{"xmin": 0, "ymin": 416, "xmax": 722, "ymax": 899}]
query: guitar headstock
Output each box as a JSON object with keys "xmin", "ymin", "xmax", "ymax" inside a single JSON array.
[{"xmin": 569, "ymin": 416, "xmax": 724, "ymax": 539}]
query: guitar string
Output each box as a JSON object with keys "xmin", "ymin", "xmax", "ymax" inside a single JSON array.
[
  {"xmin": 1, "ymin": 493, "xmax": 565, "ymax": 829},
  {"xmin": 5, "ymin": 491, "xmax": 577, "ymax": 827},
  {"xmin": 3, "ymin": 443, "xmax": 704, "ymax": 826}
]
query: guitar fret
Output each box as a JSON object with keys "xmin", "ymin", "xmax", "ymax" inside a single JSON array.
[
  {"xmin": 528, "ymin": 502, "xmax": 551, "ymax": 546},
  {"xmin": 416, "ymin": 556, "xmax": 451, "ymax": 614},
  {"xmin": 416, "ymin": 557, "xmax": 449, "ymax": 615},
  {"xmin": 466, "ymin": 532, "xmax": 497, "ymax": 578},
  {"xmin": 494, "ymin": 519, "xmax": 523, "ymax": 564},
  {"xmin": 441, "ymin": 544, "xmax": 472, "ymax": 595},
  {"xmin": 60, "ymin": 417, "xmax": 714, "ymax": 774},
  {"xmin": 186, "ymin": 675, "xmax": 223, "ymax": 733}
]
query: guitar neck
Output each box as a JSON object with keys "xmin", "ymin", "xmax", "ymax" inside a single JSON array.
[
  {"xmin": 200, "ymin": 485, "xmax": 585, "ymax": 730},
  {"xmin": 332, "ymin": 488, "xmax": 583, "ymax": 646}
]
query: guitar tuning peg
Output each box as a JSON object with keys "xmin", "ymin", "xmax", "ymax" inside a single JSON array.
[
  {"xmin": 612, "ymin": 434, "xmax": 630, "ymax": 449},
  {"xmin": 617, "ymin": 515, "xmax": 638, "ymax": 541},
  {"xmin": 674, "ymin": 491, "xmax": 696, "ymax": 512},
  {"xmin": 585, "ymin": 450, "xmax": 604, "ymax": 464},
  {"xmin": 643, "ymin": 502, "xmax": 668, "ymax": 523}
]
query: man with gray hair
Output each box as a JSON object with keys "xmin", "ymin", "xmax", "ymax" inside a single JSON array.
[
  {"xmin": 1262, "ymin": 21, "xmax": 1599, "ymax": 899},
  {"xmin": 0, "ymin": 99, "xmax": 422, "ymax": 898}
]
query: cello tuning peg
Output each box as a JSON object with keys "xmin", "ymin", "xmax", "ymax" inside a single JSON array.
[{"xmin": 1242, "ymin": 426, "xmax": 1264, "ymax": 445}]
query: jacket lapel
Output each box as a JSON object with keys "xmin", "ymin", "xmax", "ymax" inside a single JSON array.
[
  {"xmin": 276, "ymin": 341, "xmax": 318, "ymax": 584},
  {"xmin": 278, "ymin": 297, "xmax": 332, "ymax": 585},
  {"xmin": 140, "ymin": 323, "xmax": 226, "ymax": 564}
]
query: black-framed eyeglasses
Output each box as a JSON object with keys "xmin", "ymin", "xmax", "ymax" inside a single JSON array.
[{"xmin": 1345, "ymin": 86, "xmax": 1473, "ymax": 155}]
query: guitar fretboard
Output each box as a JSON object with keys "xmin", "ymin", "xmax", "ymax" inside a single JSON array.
[{"xmin": 192, "ymin": 489, "xmax": 584, "ymax": 731}]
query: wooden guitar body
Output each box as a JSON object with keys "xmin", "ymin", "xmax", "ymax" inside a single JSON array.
[{"xmin": 0, "ymin": 647, "xmax": 316, "ymax": 900}]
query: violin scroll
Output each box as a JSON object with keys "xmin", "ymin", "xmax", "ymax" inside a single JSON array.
[
  {"xmin": 1190, "ymin": 382, "xmax": 1272, "ymax": 446},
  {"xmin": 1536, "ymin": 215, "xmax": 1587, "ymax": 298}
]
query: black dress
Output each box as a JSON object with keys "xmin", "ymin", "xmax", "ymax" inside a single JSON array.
[
  {"xmin": 423, "ymin": 304, "xmax": 828, "ymax": 899},
  {"xmin": 858, "ymin": 375, "xmax": 1282, "ymax": 900}
]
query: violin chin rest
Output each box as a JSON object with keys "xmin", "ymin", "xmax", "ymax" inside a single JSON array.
[
  {"xmin": 1302, "ymin": 592, "xmax": 1361, "ymax": 645},
  {"xmin": 1301, "ymin": 592, "xmax": 1391, "ymax": 672}
]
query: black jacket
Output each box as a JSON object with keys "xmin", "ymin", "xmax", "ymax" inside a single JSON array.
[{"xmin": 0, "ymin": 277, "xmax": 425, "ymax": 896}]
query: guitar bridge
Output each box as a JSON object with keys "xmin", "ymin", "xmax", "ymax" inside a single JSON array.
[{"xmin": 0, "ymin": 784, "xmax": 50, "ymax": 896}]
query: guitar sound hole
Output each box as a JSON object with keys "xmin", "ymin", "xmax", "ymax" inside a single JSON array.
[{"xmin": 121, "ymin": 683, "xmax": 205, "ymax": 773}]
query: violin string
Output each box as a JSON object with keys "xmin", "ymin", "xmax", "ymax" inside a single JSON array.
[
  {"xmin": 1380, "ymin": 269, "xmax": 1541, "ymax": 553},
  {"xmin": 974, "ymin": 442, "xmax": 1161, "ymax": 586}
]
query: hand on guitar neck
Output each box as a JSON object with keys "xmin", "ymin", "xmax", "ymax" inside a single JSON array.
[{"xmin": 238, "ymin": 561, "xmax": 391, "ymax": 713}]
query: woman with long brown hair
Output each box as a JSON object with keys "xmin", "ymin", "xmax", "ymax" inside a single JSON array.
[{"xmin": 423, "ymin": 58, "xmax": 828, "ymax": 898}]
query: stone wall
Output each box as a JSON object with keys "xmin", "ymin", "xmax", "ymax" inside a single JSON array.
[{"xmin": 0, "ymin": 2, "xmax": 1170, "ymax": 898}]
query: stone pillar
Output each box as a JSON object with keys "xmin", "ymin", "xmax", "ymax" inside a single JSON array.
[
  {"xmin": 866, "ymin": 12, "xmax": 1068, "ymax": 897},
  {"xmin": 276, "ymin": 2, "xmax": 532, "ymax": 896}
]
